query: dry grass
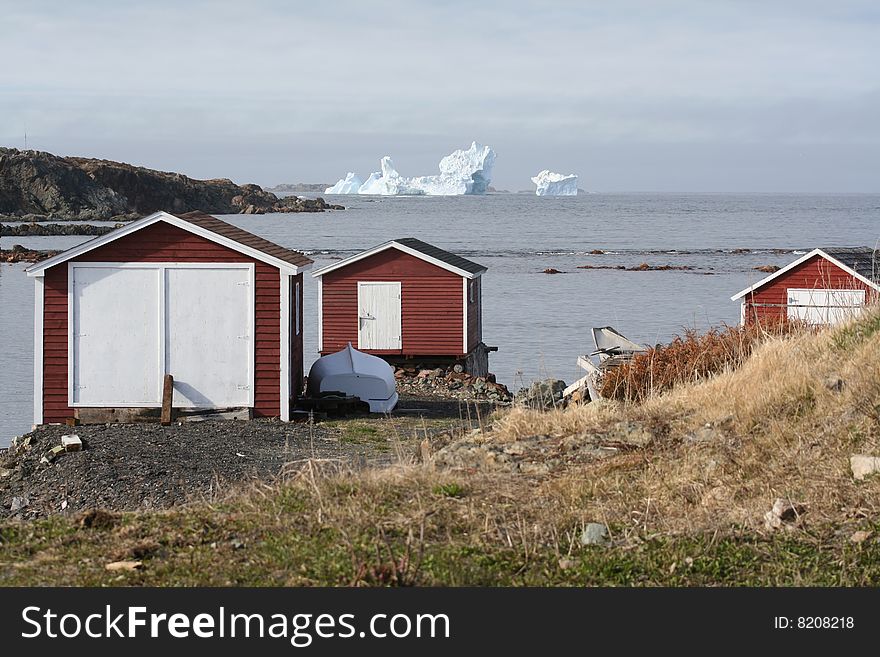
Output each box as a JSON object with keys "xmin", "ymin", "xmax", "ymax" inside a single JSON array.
[
  {"xmin": 599, "ymin": 320, "xmax": 800, "ymax": 402},
  {"xmin": 484, "ymin": 307, "xmax": 880, "ymax": 537},
  {"xmin": 3, "ymin": 310, "xmax": 880, "ymax": 586}
]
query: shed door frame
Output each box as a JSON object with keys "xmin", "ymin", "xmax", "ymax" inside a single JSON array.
[
  {"xmin": 357, "ymin": 281, "xmax": 402, "ymax": 350},
  {"xmin": 68, "ymin": 262, "xmax": 255, "ymax": 407}
]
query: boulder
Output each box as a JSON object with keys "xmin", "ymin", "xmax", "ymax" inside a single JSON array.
[{"xmin": 515, "ymin": 379, "xmax": 567, "ymax": 410}]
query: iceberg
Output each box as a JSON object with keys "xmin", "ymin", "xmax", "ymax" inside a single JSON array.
[
  {"xmin": 325, "ymin": 172, "xmax": 363, "ymax": 194},
  {"xmin": 357, "ymin": 157, "xmax": 426, "ymax": 195},
  {"xmin": 330, "ymin": 142, "xmax": 496, "ymax": 196},
  {"xmin": 532, "ymin": 170, "xmax": 578, "ymax": 196}
]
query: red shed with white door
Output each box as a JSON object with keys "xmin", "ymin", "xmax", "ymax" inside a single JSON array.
[
  {"xmin": 313, "ymin": 238, "xmax": 492, "ymax": 374},
  {"xmin": 25, "ymin": 211, "xmax": 311, "ymax": 424},
  {"xmin": 732, "ymin": 247, "xmax": 879, "ymax": 326}
]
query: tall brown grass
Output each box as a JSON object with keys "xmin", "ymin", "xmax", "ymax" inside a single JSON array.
[{"xmin": 599, "ymin": 320, "xmax": 801, "ymax": 402}]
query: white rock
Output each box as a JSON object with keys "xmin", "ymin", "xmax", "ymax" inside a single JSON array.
[
  {"xmin": 579, "ymin": 522, "xmax": 609, "ymax": 546},
  {"xmin": 353, "ymin": 142, "xmax": 496, "ymax": 196},
  {"xmin": 851, "ymin": 454, "xmax": 880, "ymax": 481},
  {"xmin": 763, "ymin": 498, "xmax": 806, "ymax": 530},
  {"xmin": 532, "ymin": 170, "xmax": 578, "ymax": 196},
  {"xmin": 324, "ymin": 172, "xmax": 363, "ymax": 194},
  {"xmin": 61, "ymin": 434, "xmax": 82, "ymax": 451}
]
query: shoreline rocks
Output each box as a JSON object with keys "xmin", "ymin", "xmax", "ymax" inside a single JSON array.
[
  {"xmin": 515, "ymin": 379, "xmax": 567, "ymax": 410},
  {"xmin": 577, "ymin": 263, "xmax": 696, "ymax": 271},
  {"xmin": 394, "ymin": 365, "xmax": 512, "ymax": 402},
  {"xmin": 1, "ymin": 222, "xmax": 122, "ymax": 237},
  {"xmin": 1, "ymin": 245, "xmax": 60, "ymax": 263}
]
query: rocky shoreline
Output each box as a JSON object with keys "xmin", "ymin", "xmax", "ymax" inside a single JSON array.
[
  {"xmin": 1, "ymin": 245, "xmax": 60, "ymax": 263},
  {"xmin": 1, "ymin": 222, "xmax": 122, "ymax": 237},
  {"xmin": 0, "ymin": 148, "xmax": 344, "ymax": 221}
]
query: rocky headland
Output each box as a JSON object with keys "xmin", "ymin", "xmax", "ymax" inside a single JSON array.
[{"xmin": 0, "ymin": 148, "xmax": 343, "ymax": 221}]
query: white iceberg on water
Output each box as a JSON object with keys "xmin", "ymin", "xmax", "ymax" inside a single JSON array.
[
  {"xmin": 325, "ymin": 172, "xmax": 363, "ymax": 194},
  {"xmin": 532, "ymin": 170, "xmax": 578, "ymax": 196},
  {"xmin": 328, "ymin": 142, "xmax": 496, "ymax": 196},
  {"xmin": 357, "ymin": 157, "xmax": 427, "ymax": 195}
]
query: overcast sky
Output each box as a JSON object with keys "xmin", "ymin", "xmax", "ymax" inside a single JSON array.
[{"xmin": 2, "ymin": 1, "xmax": 878, "ymax": 191}]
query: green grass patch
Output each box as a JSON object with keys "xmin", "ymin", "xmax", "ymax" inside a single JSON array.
[
  {"xmin": 432, "ymin": 483, "xmax": 466, "ymax": 498},
  {"xmin": 833, "ymin": 309, "xmax": 880, "ymax": 351},
  {"xmin": 3, "ymin": 510, "xmax": 880, "ymax": 587}
]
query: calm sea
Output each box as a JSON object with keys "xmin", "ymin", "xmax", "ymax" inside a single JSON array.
[{"xmin": 2, "ymin": 193, "xmax": 878, "ymax": 446}]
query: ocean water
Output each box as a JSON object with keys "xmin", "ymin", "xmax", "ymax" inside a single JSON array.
[{"xmin": 2, "ymin": 193, "xmax": 879, "ymax": 446}]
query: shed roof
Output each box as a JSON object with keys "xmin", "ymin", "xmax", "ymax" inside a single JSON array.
[
  {"xmin": 312, "ymin": 237, "xmax": 487, "ymax": 279},
  {"xmin": 820, "ymin": 247, "xmax": 879, "ymax": 281},
  {"xmin": 178, "ymin": 211, "xmax": 313, "ymax": 268},
  {"xmin": 731, "ymin": 247, "xmax": 880, "ymax": 300},
  {"xmin": 25, "ymin": 210, "xmax": 312, "ymax": 276}
]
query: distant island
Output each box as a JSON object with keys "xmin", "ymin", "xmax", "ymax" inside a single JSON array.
[
  {"xmin": 265, "ymin": 182, "xmax": 332, "ymax": 194},
  {"xmin": 0, "ymin": 148, "xmax": 343, "ymax": 221}
]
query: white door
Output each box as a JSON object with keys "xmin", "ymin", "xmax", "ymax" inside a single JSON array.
[
  {"xmin": 165, "ymin": 267, "xmax": 253, "ymax": 407},
  {"xmin": 358, "ymin": 282, "xmax": 402, "ymax": 350},
  {"xmin": 787, "ymin": 288, "xmax": 865, "ymax": 325},
  {"xmin": 72, "ymin": 266, "xmax": 161, "ymax": 405}
]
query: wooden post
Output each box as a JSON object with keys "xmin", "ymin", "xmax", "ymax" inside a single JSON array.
[{"xmin": 161, "ymin": 374, "xmax": 174, "ymax": 426}]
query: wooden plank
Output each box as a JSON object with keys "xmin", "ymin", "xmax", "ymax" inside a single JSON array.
[{"xmin": 161, "ymin": 374, "xmax": 174, "ymax": 425}]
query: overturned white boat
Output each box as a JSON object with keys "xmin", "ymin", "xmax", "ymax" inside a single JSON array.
[
  {"xmin": 564, "ymin": 326, "xmax": 648, "ymax": 402},
  {"xmin": 306, "ymin": 343, "xmax": 399, "ymax": 413}
]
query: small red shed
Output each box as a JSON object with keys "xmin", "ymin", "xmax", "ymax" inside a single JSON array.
[
  {"xmin": 313, "ymin": 238, "xmax": 492, "ymax": 374},
  {"xmin": 25, "ymin": 210, "xmax": 311, "ymax": 424},
  {"xmin": 732, "ymin": 247, "xmax": 879, "ymax": 326}
]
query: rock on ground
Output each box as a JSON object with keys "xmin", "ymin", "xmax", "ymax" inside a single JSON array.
[
  {"xmin": 850, "ymin": 454, "xmax": 880, "ymax": 481},
  {"xmin": 579, "ymin": 523, "xmax": 609, "ymax": 546},
  {"xmin": 514, "ymin": 379, "xmax": 567, "ymax": 410},
  {"xmin": 763, "ymin": 498, "xmax": 807, "ymax": 530},
  {"xmin": 434, "ymin": 420, "xmax": 658, "ymax": 474},
  {"xmin": 394, "ymin": 365, "xmax": 512, "ymax": 402}
]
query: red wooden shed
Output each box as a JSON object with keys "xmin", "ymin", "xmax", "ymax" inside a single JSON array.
[
  {"xmin": 25, "ymin": 210, "xmax": 311, "ymax": 425},
  {"xmin": 312, "ymin": 238, "xmax": 492, "ymax": 375},
  {"xmin": 732, "ymin": 247, "xmax": 879, "ymax": 326}
]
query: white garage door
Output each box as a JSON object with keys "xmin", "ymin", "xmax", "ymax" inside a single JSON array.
[
  {"xmin": 165, "ymin": 267, "xmax": 253, "ymax": 407},
  {"xmin": 71, "ymin": 263, "xmax": 254, "ymax": 408},
  {"xmin": 72, "ymin": 266, "xmax": 161, "ymax": 406},
  {"xmin": 787, "ymin": 288, "xmax": 866, "ymax": 325}
]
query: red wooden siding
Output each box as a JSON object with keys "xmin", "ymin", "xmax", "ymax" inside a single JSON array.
[
  {"xmin": 321, "ymin": 249, "xmax": 465, "ymax": 356},
  {"xmin": 467, "ymin": 277, "xmax": 481, "ymax": 352},
  {"xmin": 743, "ymin": 254, "xmax": 876, "ymax": 325},
  {"xmin": 41, "ymin": 221, "xmax": 293, "ymax": 422}
]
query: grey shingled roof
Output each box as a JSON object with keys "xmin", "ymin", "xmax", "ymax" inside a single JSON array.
[
  {"xmin": 822, "ymin": 247, "xmax": 879, "ymax": 283},
  {"xmin": 394, "ymin": 237, "xmax": 486, "ymax": 275},
  {"xmin": 179, "ymin": 211, "xmax": 313, "ymax": 268}
]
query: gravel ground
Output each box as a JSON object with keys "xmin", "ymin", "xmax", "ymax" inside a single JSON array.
[
  {"xmin": 0, "ymin": 418, "xmax": 398, "ymax": 520},
  {"xmin": 0, "ymin": 396, "xmax": 499, "ymax": 520}
]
